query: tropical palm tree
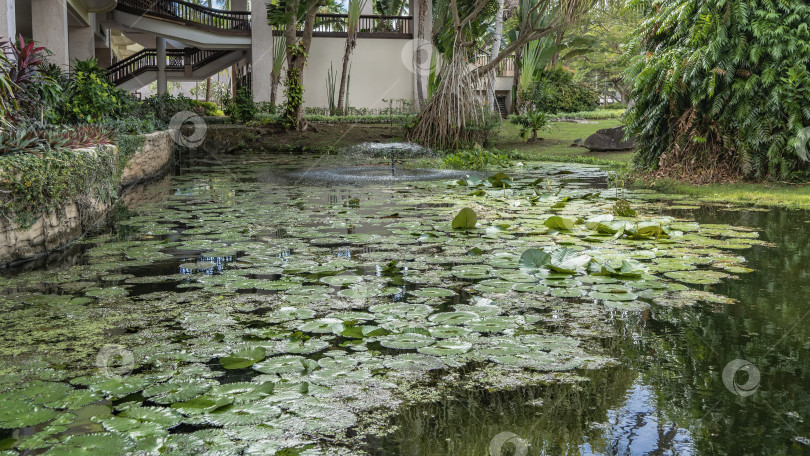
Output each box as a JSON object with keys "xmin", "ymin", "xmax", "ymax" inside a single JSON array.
[
  {"xmin": 336, "ymin": 0, "xmax": 366, "ymax": 115},
  {"xmin": 269, "ymin": 34, "xmax": 286, "ymax": 108}
]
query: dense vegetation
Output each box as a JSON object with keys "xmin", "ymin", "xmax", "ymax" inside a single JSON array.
[
  {"xmin": 526, "ymin": 67, "xmax": 598, "ymax": 114},
  {"xmin": 625, "ymin": 0, "xmax": 810, "ymax": 182},
  {"xmin": 0, "ymin": 37, "xmax": 227, "ymax": 225}
]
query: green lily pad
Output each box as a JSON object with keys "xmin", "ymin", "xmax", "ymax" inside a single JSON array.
[
  {"xmin": 452, "ymin": 208, "xmax": 478, "ymax": 229},
  {"xmin": 220, "ymin": 347, "xmax": 267, "ymax": 370},
  {"xmin": 253, "ymin": 356, "xmax": 306, "ymax": 374},
  {"xmin": 44, "ymin": 433, "xmax": 135, "ymax": 456},
  {"xmin": 378, "ymin": 333, "xmax": 435, "ymax": 350},
  {"xmin": 544, "ymin": 216, "xmax": 576, "ymax": 231},
  {"xmin": 410, "ymin": 288, "xmax": 456, "ymax": 298}
]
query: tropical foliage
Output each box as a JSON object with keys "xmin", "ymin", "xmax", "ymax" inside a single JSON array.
[
  {"xmin": 525, "ymin": 66, "xmax": 598, "ymax": 113},
  {"xmin": 62, "ymin": 59, "xmax": 133, "ymax": 123},
  {"xmin": 509, "ymin": 108, "xmax": 551, "ymax": 142},
  {"xmin": 625, "ymin": 0, "xmax": 810, "ymax": 181}
]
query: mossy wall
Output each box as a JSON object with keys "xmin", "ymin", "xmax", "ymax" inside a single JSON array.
[{"xmin": 0, "ymin": 130, "xmax": 175, "ymax": 266}]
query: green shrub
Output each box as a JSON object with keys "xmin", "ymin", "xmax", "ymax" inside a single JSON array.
[
  {"xmin": 255, "ymin": 102, "xmax": 277, "ymax": 114},
  {"xmin": 598, "ymin": 102, "xmax": 627, "ymax": 110},
  {"xmin": 0, "ymin": 145, "xmax": 119, "ymax": 228},
  {"xmin": 61, "ymin": 59, "xmax": 133, "ymax": 123},
  {"xmin": 442, "ymin": 147, "xmax": 511, "ymax": 170},
  {"xmin": 626, "ymin": 0, "xmax": 810, "ymax": 181},
  {"xmin": 223, "ymin": 86, "xmax": 256, "ymax": 123},
  {"xmin": 509, "ymin": 110, "xmax": 550, "ymax": 141},
  {"xmin": 1, "ymin": 36, "xmax": 62, "ymax": 121},
  {"xmin": 552, "ymin": 109, "xmax": 625, "ymax": 119},
  {"xmin": 136, "ymin": 94, "xmax": 204, "ymax": 127},
  {"xmin": 192, "ymin": 100, "xmax": 224, "ymax": 117},
  {"xmin": 525, "ymin": 67, "xmax": 598, "ymax": 114}
]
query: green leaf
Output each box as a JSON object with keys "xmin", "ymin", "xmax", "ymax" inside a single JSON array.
[
  {"xmin": 452, "ymin": 208, "xmax": 477, "ymax": 229},
  {"xmin": 547, "ymin": 247, "xmax": 592, "ymax": 274},
  {"xmin": 487, "ymin": 172, "xmax": 512, "ymax": 187},
  {"xmin": 544, "ymin": 216, "xmax": 575, "ymax": 231},
  {"xmin": 519, "ymin": 249, "xmax": 551, "ymax": 269},
  {"xmin": 219, "ymin": 347, "xmax": 267, "ymax": 370},
  {"xmin": 170, "ymin": 395, "xmax": 233, "ymax": 415}
]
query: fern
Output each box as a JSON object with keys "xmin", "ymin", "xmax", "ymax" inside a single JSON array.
[{"xmin": 626, "ymin": 0, "xmax": 810, "ymax": 181}]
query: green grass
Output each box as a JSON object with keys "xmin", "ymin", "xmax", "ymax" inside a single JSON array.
[
  {"xmin": 492, "ymin": 119, "xmax": 633, "ymax": 167},
  {"xmin": 636, "ymin": 179, "xmax": 810, "ymax": 210},
  {"xmin": 552, "ymin": 109, "xmax": 626, "ymax": 119}
]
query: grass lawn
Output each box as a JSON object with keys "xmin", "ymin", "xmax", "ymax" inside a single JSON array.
[
  {"xmin": 638, "ymin": 180, "xmax": 810, "ymax": 210},
  {"xmin": 493, "ymin": 119, "xmax": 634, "ymax": 167}
]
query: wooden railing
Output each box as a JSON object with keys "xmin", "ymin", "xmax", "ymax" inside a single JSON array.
[
  {"xmin": 475, "ymin": 55, "xmax": 516, "ymax": 77},
  {"xmin": 116, "ymin": 0, "xmax": 251, "ymax": 33},
  {"xmin": 274, "ymin": 14, "xmax": 413, "ymax": 38},
  {"xmin": 107, "ymin": 48, "xmax": 231, "ymax": 86}
]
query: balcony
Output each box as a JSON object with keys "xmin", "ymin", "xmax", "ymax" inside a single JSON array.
[{"xmin": 274, "ymin": 14, "xmax": 413, "ymax": 39}]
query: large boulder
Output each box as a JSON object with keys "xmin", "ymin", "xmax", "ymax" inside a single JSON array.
[{"xmin": 584, "ymin": 126, "xmax": 636, "ymax": 151}]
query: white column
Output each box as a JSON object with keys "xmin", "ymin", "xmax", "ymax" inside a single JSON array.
[
  {"xmin": 0, "ymin": 0, "xmax": 15, "ymax": 40},
  {"xmin": 68, "ymin": 26, "xmax": 95, "ymax": 63},
  {"xmin": 250, "ymin": 0, "xmax": 273, "ymax": 102},
  {"xmin": 31, "ymin": 0, "xmax": 69, "ymax": 67},
  {"xmin": 156, "ymin": 36, "xmax": 167, "ymax": 95},
  {"xmin": 231, "ymin": 0, "xmax": 248, "ymax": 95}
]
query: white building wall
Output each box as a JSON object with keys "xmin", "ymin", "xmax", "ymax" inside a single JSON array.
[{"xmin": 284, "ymin": 36, "xmax": 414, "ymax": 110}]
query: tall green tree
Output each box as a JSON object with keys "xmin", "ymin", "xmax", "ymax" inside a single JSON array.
[
  {"xmin": 269, "ymin": 0, "xmax": 324, "ymax": 130},
  {"xmin": 565, "ymin": 3, "xmax": 637, "ymax": 104},
  {"xmin": 409, "ymin": 0, "xmax": 597, "ymax": 149},
  {"xmin": 336, "ymin": 0, "xmax": 366, "ymax": 115},
  {"xmin": 626, "ymin": 0, "xmax": 810, "ymax": 181}
]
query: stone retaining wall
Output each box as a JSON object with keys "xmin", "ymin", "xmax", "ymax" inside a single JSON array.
[
  {"xmin": 120, "ymin": 130, "xmax": 175, "ymax": 188},
  {"xmin": 0, "ymin": 130, "xmax": 175, "ymax": 267}
]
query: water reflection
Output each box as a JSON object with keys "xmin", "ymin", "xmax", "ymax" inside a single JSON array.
[
  {"xmin": 581, "ymin": 379, "xmax": 694, "ymax": 456},
  {"xmin": 376, "ymin": 203, "xmax": 810, "ymax": 455}
]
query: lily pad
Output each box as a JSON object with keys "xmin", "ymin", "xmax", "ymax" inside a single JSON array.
[
  {"xmin": 220, "ymin": 347, "xmax": 267, "ymax": 370},
  {"xmin": 452, "ymin": 208, "xmax": 478, "ymax": 229}
]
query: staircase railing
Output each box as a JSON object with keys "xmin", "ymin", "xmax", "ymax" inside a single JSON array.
[
  {"xmin": 107, "ymin": 47, "xmax": 231, "ymax": 86},
  {"xmin": 116, "ymin": 0, "xmax": 251, "ymax": 33}
]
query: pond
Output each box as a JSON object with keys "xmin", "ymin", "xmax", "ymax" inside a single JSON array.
[{"xmin": 0, "ymin": 152, "xmax": 807, "ymax": 455}]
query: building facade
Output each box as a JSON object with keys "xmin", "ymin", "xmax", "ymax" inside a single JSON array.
[{"xmin": 0, "ymin": 0, "xmax": 513, "ymax": 112}]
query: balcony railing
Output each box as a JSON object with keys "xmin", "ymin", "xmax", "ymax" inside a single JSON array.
[
  {"xmin": 107, "ymin": 48, "xmax": 231, "ymax": 86},
  {"xmin": 274, "ymin": 14, "xmax": 413, "ymax": 38},
  {"xmin": 475, "ymin": 55, "xmax": 516, "ymax": 77},
  {"xmin": 116, "ymin": 0, "xmax": 251, "ymax": 33}
]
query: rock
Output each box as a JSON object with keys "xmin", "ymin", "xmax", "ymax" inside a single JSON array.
[{"xmin": 584, "ymin": 126, "xmax": 636, "ymax": 151}]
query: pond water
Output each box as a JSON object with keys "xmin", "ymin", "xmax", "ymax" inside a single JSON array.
[{"xmin": 0, "ymin": 153, "xmax": 807, "ymax": 455}]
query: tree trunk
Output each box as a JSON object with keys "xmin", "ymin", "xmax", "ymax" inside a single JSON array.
[
  {"xmin": 283, "ymin": 0, "xmax": 321, "ymax": 130},
  {"xmin": 337, "ymin": 38, "xmax": 355, "ymax": 115},
  {"xmin": 487, "ymin": 0, "xmax": 504, "ymax": 113},
  {"xmin": 414, "ymin": 0, "xmax": 428, "ymax": 108},
  {"xmin": 205, "ymin": 77, "xmax": 212, "ymax": 102},
  {"xmin": 512, "ymin": 48, "xmax": 522, "ymax": 114},
  {"xmin": 270, "ymin": 76, "xmax": 278, "ymax": 107}
]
